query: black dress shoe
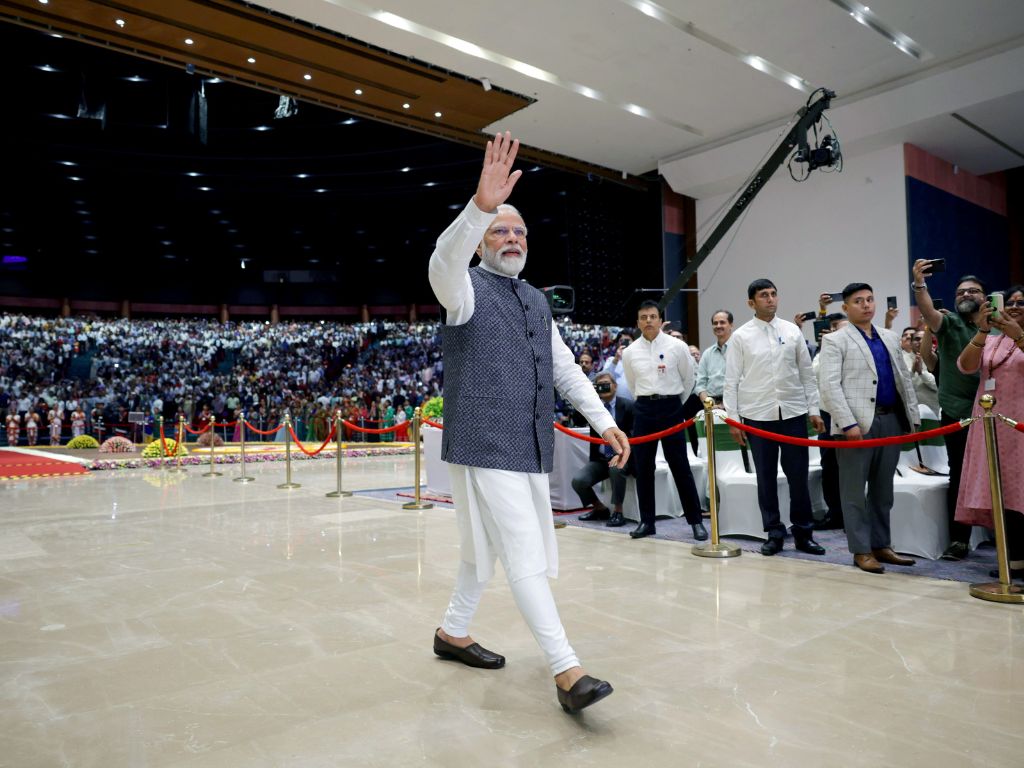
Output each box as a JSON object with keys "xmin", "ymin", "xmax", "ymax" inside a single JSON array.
[
  {"xmin": 760, "ymin": 538, "xmax": 784, "ymax": 556},
  {"xmin": 692, "ymin": 522, "xmax": 709, "ymax": 541},
  {"xmin": 557, "ymin": 675, "xmax": 614, "ymax": 713},
  {"xmin": 433, "ymin": 630, "xmax": 505, "ymax": 669},
  {"xmin": 941, "ymin": 541, "xmax": 969, "ymax": 561},
  {"xmin": 795, "ymin": 536, "xmax": 826, "ymax": 555},
  {"xmin": 578, "ymin": 507, "xmax": 610, "ymax": 522},
  {"xmin": 629, "ymin": 522, "xmax": 656, "ymax": 539},
  {"xmin": 605, "ymin": 512, "xmax": 626, "ymax": 527}
]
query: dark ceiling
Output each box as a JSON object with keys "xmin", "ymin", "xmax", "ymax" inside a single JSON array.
[{"xmin": 0, "ymin": 21, "xmax": 662, "ymax": 319}]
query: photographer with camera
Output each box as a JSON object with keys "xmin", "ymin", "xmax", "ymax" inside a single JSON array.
[
  {"xmin": 912, "ymin": 259, "xmax": 984, "ymax": 560},
  {"xmin": 601, "ymin": 331, "xmax": 635, "ymax": 400},
  {"xmin": 574, "ymin": 372, "xmax": 635, "ymax": 528}
]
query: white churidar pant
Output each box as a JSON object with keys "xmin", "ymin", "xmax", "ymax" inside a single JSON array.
[{"xmin": 440, "ymin": 465, "xmax": 579, "ymax": 676}]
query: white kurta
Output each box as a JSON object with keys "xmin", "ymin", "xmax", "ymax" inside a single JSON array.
[{"xmin": 429, "ymin": 199, "xmax": 616, "ymax": 583}]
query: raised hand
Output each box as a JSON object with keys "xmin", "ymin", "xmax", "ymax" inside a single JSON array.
[{"xmin": 473, "ymin": 131, "xmax": 523, "ymax": 213}]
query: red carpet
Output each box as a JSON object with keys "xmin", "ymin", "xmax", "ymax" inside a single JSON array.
[{"xmin": 0, "ymin": 449, "xmax": 90, "ymax": 479}]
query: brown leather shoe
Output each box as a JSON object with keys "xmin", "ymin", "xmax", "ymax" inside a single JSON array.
[
  {"xmin": 872, "ymin": 547, "xmax": 915, "ymax": 566},
  {"xmin": 853, "ymin": 553, "xmax": 885, "ymax": 574}
]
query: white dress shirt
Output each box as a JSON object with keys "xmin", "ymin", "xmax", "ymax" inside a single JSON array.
[
  {"xmin": 621, "ymin": 331, "xmax": 695, "ymax": 398},
  {"xmin": 427, "ymin": 198, "xmax": 615, "ymax": 438},
  {"xmin": 724, "ymin": 316, "xmax": 819, "ymax": 422}
]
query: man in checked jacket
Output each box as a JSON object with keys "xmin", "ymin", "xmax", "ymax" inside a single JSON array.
[{"xmin": 818, "ymin": 282, "xmax": 920, "ymax": 574}]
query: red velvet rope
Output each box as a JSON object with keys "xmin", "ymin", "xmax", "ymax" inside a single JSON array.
[
  {"xmin": 158, "ymin": 423, "xmax": 171, "ymax": 457},
  {"xmin": 422, "ymin": 418, "xmax": 444, "ymax": 430},
  {"xmin": 1012, "ymin": 421, "xmax": 1024, "ymax": 434},
  {"xmin": 342, "ymin": 419, "xmax": 403, "ymax": 434},
  {"xmin": 554, "ymin": 418, "xmax": 696, "ymax": 445},
  {"xmin": 723, "ymin": 417, "xmax": 965, "ymax": 448},
  {"xmin": 287, "ymin": 424, "xmax": 337, "ymax": 456},
  {"xmin": 213, "ymin": 421, "xmax": 237, "ymax": 428},
  {"xmin": 242, "ymin": 420, "xmax": 279, "ymax": 436},
  {"xmin": 182, "ymin": 422, "xmax": 213, "ymax": 436}
]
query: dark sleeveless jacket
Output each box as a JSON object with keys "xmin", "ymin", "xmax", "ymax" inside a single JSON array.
[{"xmin": 440, "ymin": 267, "xmax": 554, "ymax": 473}]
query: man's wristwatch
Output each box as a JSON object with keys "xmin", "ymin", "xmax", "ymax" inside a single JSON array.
[{"xmin": 912, "ymin": 281, "xmax": 927, "ymax": 291}]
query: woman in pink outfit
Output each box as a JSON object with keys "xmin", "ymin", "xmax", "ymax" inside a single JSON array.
[{"xmin": 956, "ymin": 284, "xmax": 1024, "ymax": 577}]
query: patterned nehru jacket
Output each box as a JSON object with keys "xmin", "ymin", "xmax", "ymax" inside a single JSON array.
[{"xmin": 441, "ymin": 266, "xmax": 555, "ymax": 473}]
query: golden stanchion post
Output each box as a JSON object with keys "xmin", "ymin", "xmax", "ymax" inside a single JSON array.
[
  {"xmin": 277, "ymin": 412, "xmax": 301, "ymax": 490},
  {"xmin": 402, "ymin": 407, "xmax": 433, "ymax": 510},
  {"xmin": 692, "ymin": 398, "xmax": 740, "ymax": 559},
  {"xmin": 326, "ymin": 410, "xmax": 352, "ymax": 498},
  {"xmin": 167, "ymin": 414, "xmax": 188, "ymax": 473},
  {"xmin": 202, "ymin": 417, "xmax": 222, "ymax": 478},
  {"xmin": 969, "ymin": 394, "xmax": 1023, "ymax": 602},
  {"xmin": 158, "ymin": 415, "xmax": 171, "ymax": 471},
  {"xmin": 233, "ymin": 410, "xmax": 255, "ymax": 484}
]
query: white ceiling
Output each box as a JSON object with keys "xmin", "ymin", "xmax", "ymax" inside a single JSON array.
[{"xmin": 260, "ymin": 0, "xmax": 1024, "ymax": 179}]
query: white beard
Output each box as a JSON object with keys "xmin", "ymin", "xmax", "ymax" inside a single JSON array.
[{"xmin": 481, "ymin": 243, "xmax": 527, "ymax": 277}]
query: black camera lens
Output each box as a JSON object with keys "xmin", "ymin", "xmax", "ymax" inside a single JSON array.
[
  {"xmin": 595, "ymin": 382, "xmax": 611, "ymax": 394},
  {"xmin": 621, "ymin": 339, "xmax": 630, "ymax": 347}
]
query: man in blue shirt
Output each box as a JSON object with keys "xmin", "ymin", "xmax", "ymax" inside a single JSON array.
[{"xmin": 818, "ymin": 283, "xmax": 921, "ymax": 574}]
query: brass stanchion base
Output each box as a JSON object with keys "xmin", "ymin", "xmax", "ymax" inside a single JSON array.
[
  {"xmin": 233, "ymin": 476, "xmax": 255, "ymax": 484},
  {"xmin": 326, "ymin": 490, "xmax": 353, "ymax": 498},
  {"xmin": 692, "ymin": 542, "xmax": 742, "ymax": 558},
  {"xmin": 277, "ymin": 482, "xmax": 301, "ymax": 490},
  {"xmin": 969, "ymin": 582, "xmax": 1024, "ymax": 603},
  {"xmin": 402, "ymin": 501, "xmax": 433, "ymax": 510},
  {"xmin": 202, "ymin": 471, "xmax": 223, "ymax": 477}
]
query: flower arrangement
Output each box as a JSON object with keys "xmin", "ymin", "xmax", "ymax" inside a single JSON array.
[
  {"xmin": 66, "ymin": 435, "xmax": 100, "ymax": 449},
  {"xmin": 141, "ymin": 438, "xmax": 187, "ymax": 458},
  {"xmin": 196, "ymin": 431, "xmax": 225, "ymax": 447},
  {"xmin": 99, "ymin": 436, "xmax": 134, "ymax": 453},
  {"xmin": 422, "ymin": 396, "xmax": 443, "ymax": 420}
]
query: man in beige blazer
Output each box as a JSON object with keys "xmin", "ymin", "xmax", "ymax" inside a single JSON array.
[{"xmin": 818, "ymin": 283, "xmax": 920, "ymax": 574}]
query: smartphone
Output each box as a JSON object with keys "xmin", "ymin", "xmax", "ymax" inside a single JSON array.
[
  {"xmin": 932, "ymin": 299, "xmax": 945, "ymax": 310},
  {"xmin": 800, "ymin": 311, "xmax": 817, "ymax": 322},
  {"xmin": 829, "ymin": 292, "xmax": 844, "ymax": 303},
  {"xmin": 887, "ymin": 296, "xmax": 898, "ymax": 310},
  {"xmin": 813, "ymin": 319, "xmax": 831, "ymax": 343},
  {"xmin": 990, "ymin": 292, "xmax": 1004, "ymax": 319},
  {"xmin": 927, "ymin": 258, "xmax": 946, "ymax": 274}
]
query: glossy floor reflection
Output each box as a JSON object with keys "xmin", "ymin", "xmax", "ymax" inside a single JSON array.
[{"xmin": 1, "ymin": 456, "xmax": 1021, "ymax": 767}]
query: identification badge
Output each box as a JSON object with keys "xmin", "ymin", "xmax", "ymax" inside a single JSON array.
[
  {"xmin": 984, "ymin": 378, "xmax": 996, "ymax": 392},
  {"xmin": 657, "ymin": 364, "xmax": 667, "ymax": 375}
]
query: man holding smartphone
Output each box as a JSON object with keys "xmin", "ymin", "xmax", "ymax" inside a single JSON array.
[{"xmin": 911, "ymin": 258, "xmax": 984, "ymax": 560}]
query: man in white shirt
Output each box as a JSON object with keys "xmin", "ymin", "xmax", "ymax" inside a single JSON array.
[
  {"xmin": 723, "ymin": 279, "xmax": 827, "ymax": 557},
  {"xmin": 429, "ymin": 132, "xmax": 629, "ymax": 714},
  {"xmin": 622, "ymin": 301, "xmax": 707, "ymax": 540}
]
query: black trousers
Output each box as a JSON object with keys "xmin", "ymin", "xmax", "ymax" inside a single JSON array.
[
  {"xmin": 941, "ymin": 411, "xmax": 972, "ymax": 545},
  {"xmin": 818, "ymin": 411, "xmax": 843, "ymax": 520},
  {"xmin": 743, "ymin": 413, "xmax": 815, "ymax": 539},
  {"xmin": 681, "ymin": 393, "xmax": 703, "ymax": 456},
  {"xmin": 633, "ymin": 397, "xmax": 703, "ymax": 526}
]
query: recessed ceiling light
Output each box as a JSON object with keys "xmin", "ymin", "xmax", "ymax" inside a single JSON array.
[
  {"xmin": 76, "ymin": 210, "xmax": 89, "ymax": 215},
  {"xmin": 434, "ymin": 111, "xmax": 442, "ymax": 118},
  {"xmin": 205, "ymin": 77, "xmax": 222, "ymax": 84},
  {"xmin": 341, "ymin": 118, "xmax": 358, "ymax": 125},
  {"xmin": 423, "ymin": 182, "xmax": 436, "ymax": 187},
  {"xmin": 59, "ymin": 161, "xmax": 78, "ymax": 167},
  {"xmin": 51, "ymin": 34, "xmax": 62, "ymax": 38},
  {"xmin": 68, "ymin": 176, "xmax": 83, "ymax": 181},
  {"xmin": 210, "ymin": 209, "xmax": 221, "ymax": 215},
  {"xmin": 115, "ymin": 19, "xmax": 125, "ymax": 28},
  {"xmin": 198, "ymin": 186, "xmax": 212, "ymax": 191},
  {"xmin": 400, "ymin": 167, "xmax": 411, "ymax": 173},
  {"xmin": 37, "ymin": 64, "xmax": 59, "ymax": 72},
  {"xmin": 125, "ymin": 76, "xmax": 146, "ymax": 83},
  {"xmin": 227, "ymin": 228, "xmax": 238, "ymax": 234},
  {"xmin": 163, "ymin": 254, "xmax": 176, "ymax": 259},
  {"xmin": 85, "ymin": 249, "xmax": 98, "ymax": 254},
  {"xmin": 448, "ymin": 203, "xmax": 462, "ymax": 210},
  {"xmin": 308, "ymin": 258, "xmax": 319, "ymax": 264},
  {"xmin": 161, "ymin": 240, "xmax": 173, "ymax": 246},
  {"xmin": 84, "ymin": 235, "xmax": 97, "ymax": 240},
  {"xmin": 303, "ymin": 73, "xmax": 312, "ymax": 80},
  {"xmin": 184, "ymin": 38, "xmax": 194, "ymax": 45},
  {"xmin": 402, "ymin": 103, "xmax": 411, "ymax": 109},
  {"xmin": 185, "ymin": 171, "xmax": 201, "ymax": 177},
  {"xmin": 354, "ymin": 88, "xmax": 363, "ymax": 95},
  {"xmin": 314, "ymin": 188, "xmax": 328, "ymax": 193},
  {"xmin": 38, "ymin": 0, "xmax": 49, "ymax": 4},
  {"xmin": 375, "ymin": 258, "xmax": 386, "ymax": 263},
  {"xmin": 253, "ymin": 125, "xmax": 271, "ymax": 131},
  {"xmin": 247, "ymin": 56, "xmax": 256, "ymax": 64},
  {"xmin": 295, "ymin": 173, "xmax": 309, "ymax": 179}
]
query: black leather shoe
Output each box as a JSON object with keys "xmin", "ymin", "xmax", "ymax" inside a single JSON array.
[
  {"xmin": 692, "ymin": 522, "xmax": 709, "ymax": 541},
  {"xmin": 629, "ymin": 522, "xmax": 656, "ymax": 539},
  {"xmin": 941, "ymin": 541, "xmax": 969, "ymax": 561},
  {"xmin": 814, "ymin": 513, "xmax": 844, "ymax": 531},
  {"xmin": 433, "ymin": 630, "xmax": 505, "ymax": 669},
  {"xmin": 605, "ymin": 512, "xmax": 626, "ymax": 527},
  {"xmin": 578, "ymin": 507, "xmax": 610, "ymax": 522},
  {"xmin": 557, "ymin": 675, "xmax": 614, "ymax": 713},
  {"xmin": 795, "ymin": 536, "xmax": 826, "ymax": 555},
  {"xmin": 760, "ymin": 538, "xmax": 784, "ymax": 556}
]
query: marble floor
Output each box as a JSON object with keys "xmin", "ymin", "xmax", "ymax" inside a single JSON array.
[{"xmin": 1, "ymin": 455, "xmax": 1021, "ymax": 767}]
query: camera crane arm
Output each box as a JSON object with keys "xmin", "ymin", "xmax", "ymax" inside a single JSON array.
[{"xmin": 659, "ymin": 89, "xmax": 836, "ymax": 313}]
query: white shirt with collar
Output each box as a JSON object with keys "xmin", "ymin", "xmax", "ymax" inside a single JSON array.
[
  {"xmin": 621, "ymin": 331, "xmax": 695, "ymax": 398},
  {"xmin": 724, "ymin": 315, "xmax": 819, "ymax": 422}
]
